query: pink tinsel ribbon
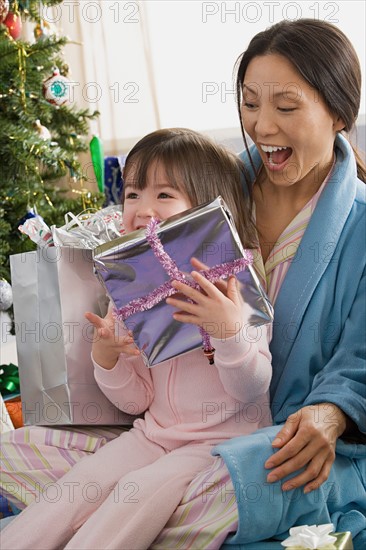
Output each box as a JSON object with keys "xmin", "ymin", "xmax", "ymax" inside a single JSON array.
[{"xmin": 114, "ymin": 218, "xmax": 252, "ymax": 360}]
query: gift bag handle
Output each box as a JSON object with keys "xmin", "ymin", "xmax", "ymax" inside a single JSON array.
[{"xmin": 63, "ymin": 209, "xmax": 99, "ymax": 231}]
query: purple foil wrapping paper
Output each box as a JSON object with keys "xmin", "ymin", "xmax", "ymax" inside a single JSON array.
[{"xmin": 93, "ymin": 197, "xmax": 273, "ymax": 366}]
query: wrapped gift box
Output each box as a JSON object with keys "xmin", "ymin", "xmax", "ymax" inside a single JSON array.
[
  {"xmin": 281, "ymin": 524, "xmax": 353, "ymax": 550},
  {"xmin": 4, "ymin": 396, "xmax": 23, "ymax": 429},
  {"xmin": 93, "ymin": 197, "xmax": 273, "ymax": 366},
  {"xmin": 323, "ymin": 532, "xmax": 353, "ymax": 550}
]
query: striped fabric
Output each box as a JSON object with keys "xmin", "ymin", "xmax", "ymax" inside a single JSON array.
[
  {"xmin": 0, "ymin": 426, "xmax": 125, "ymax": 508},
  {"xmin": 152, "ymin": 461, "xmax": 236, "ymax": 549},
  {"xmin": 0, "ymin": 170, "xmax": 332, "ymax": 547},
  {"xmin": 253, "ymin": 169, "xmax": 331, "ymax": 303}
]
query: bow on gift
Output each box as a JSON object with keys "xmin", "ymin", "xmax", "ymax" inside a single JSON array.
[
  {"xmin": 281, "ymin": 524, "xmax": 337, "ymax": 549},
  {"xmin": 114, "ymin": 218, "xmax": 253, "ymax": 364},
  {"xmin": 0, "ymin": 364, "xmax": 20, "ymax": 396}
]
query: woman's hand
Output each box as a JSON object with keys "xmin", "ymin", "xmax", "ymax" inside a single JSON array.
[
  {"xmin": 265, "ymin": 403, "xmax": 347, "ymax": 493},
  {"xmin": 166, "ymin": 269, "xmax": 244, "ymax": 340},
  {"xmin": 85, "ymin": 309, "xmax": 140, "ymax": 370}
]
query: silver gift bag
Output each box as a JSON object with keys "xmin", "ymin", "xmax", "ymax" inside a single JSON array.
[
  {"xmin": 10, "ymin": 247, "xmax": 136, "ymax": 426},
  {"xmin": 94, "ymin": 197, "xmax": 273, "ymax": 367}
]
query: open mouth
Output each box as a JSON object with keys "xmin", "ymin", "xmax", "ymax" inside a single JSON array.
[{"xmin": 260, "ymin": 145, "xmax": 293, "ymax": 169}]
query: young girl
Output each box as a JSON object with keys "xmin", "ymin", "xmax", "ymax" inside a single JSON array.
[{"xmin": 1, "ymin": 128, "xmax": 272, "ymax": 549}]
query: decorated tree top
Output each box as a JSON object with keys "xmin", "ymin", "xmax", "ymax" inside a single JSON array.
[{"xmin": 0, "ymin": 0, "xmax": 104, "ymax": 283}]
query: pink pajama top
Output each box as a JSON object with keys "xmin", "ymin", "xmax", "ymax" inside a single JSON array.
[{"xmin": 93, "ymin": 312, "xmax": 272, "ymax": 450}]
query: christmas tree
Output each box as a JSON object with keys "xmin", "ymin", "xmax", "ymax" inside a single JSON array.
[{"xmin": 0, "ymin": 0, "xmax": 104, "ymax": 293}]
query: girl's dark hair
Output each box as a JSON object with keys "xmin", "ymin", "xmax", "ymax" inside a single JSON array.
[
  {"xmin": 235, "ymin": 18, "xmax": 366, "ymax": 182},
  {"xmin": 122, "ymin": 128, "xmax": 257, "ymax": 248}
]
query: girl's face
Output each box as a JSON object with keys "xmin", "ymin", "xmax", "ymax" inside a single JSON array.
[
  {"xmin": 123, "ymin": 160, "xmax": 192, "ymax": 233},
  {"xmin": 241, "ymin": 54, "xmax": 344, "ymax": 191}
]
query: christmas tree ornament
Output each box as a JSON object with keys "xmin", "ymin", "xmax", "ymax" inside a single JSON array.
[
  {"xmin": 34, "ymin": 119, "xmax": 51, "ymax": 140},
  {"xmin": 0, "ymin": 279, "xmax": 13, "ymax": 311},
  {"xmin": 16, "ymin": 42, "xmax": 27, "ymax": 107},
  {"xmin": 0, "ymin": 0, "xmax": 9, "ymax": 24},
  {"xmin": 89, "ymin": 134, "xmax": 104, "ymax": 193},
  {"xmin": 34, "ymin": 19, "xmax": 55, "ymax": 41},
  {"xmin": 3, "ymin": 11, "xmax": 22, "ymax": 40},
  {"xmin": 43, "ymin": 67, "xmax": 72, "ymax": 106},
  {"xmin": 0, "ymin": 363, "xmax": 20, "ymax": 395}
]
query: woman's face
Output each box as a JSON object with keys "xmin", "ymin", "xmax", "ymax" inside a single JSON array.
[
  {"xmin": 241, "ymin": 54, "xmax": 344, "ymax": 191},
  {"xmin": 123, "ymin": 160, "xmax": 192, "ymax": 233}
]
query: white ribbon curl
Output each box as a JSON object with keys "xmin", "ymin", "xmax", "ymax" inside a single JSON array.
[{"xmin": 281, "ymin": 524, "xmax": 337, "ymax": 549}]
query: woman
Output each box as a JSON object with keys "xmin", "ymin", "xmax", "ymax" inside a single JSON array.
[
  {"xmin": 152, "ymin": 18, "xmax": 366, "ymax": 549},
  {"xmin": 1, "ymin": 18, "xmax": 365, "ymax": 549}
]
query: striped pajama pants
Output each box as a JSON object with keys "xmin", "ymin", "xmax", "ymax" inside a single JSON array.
[{"xmin": 0, "ymin": 425, "xmax": 237, "ymax": 549}]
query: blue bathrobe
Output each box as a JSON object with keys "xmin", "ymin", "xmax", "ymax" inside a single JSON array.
[{"xmin": 214, "ymin": 134, "xmax": 366, "ymax": 549}]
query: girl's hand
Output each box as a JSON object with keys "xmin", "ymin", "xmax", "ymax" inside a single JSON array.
[
  {"xmin": 85, "ymin": 309, "xmax": 140, "ymax": 370},
  {"xmin": 265, "ymin": 403, "xmax": 347, "ymax": 493},
  {"xmin": 190, "ymin": 257, "xmax": 229, "ymax": 296},
  {"xmin": 166, "ymin": 270, "xmax": 244, "ymax": 340}
]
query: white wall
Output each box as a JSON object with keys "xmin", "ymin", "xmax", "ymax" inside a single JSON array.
[
  {"xmin": 55, "ymin": 1, "xmax": 365, "ymax": 154},
  {"xmin": 145, "ymin": 1, "xmax": 366, "ymax": 129}
]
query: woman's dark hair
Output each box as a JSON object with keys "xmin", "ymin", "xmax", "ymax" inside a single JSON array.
[
  {"xmin": 122, "ymin": 128, "xmax": 257, "ymax": 248},
  {"xmin": 235, "ymin": 19, "xmax": 366, "ymax": 182}
]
